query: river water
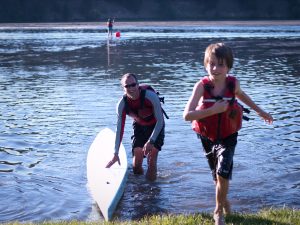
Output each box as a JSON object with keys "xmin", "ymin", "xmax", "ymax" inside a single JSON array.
[{"xmin": 0, "ymin": 21, "xmax": 299, "ymax": 222}]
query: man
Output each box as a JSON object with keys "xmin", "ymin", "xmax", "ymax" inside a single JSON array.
[{"xmin": 106, "ymin": 73, "xmax": 165, "ymax": 181}]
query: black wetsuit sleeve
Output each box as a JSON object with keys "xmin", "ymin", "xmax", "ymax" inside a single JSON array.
[
  {"xmin": 114, "ymin": 98, "xmax": 126, "ymax": 154},
  {"xmin": 145, "ymin": 91, "xmax": 164, "ymax": 142}
]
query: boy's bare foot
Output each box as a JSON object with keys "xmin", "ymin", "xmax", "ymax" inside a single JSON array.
[
  {"xmin": 213, "ymin": 212, "xmax": 226, "ymax": 225},
  {"xmin": 223, "ymin": 199, "xmax": 231, "ymax": 215}
]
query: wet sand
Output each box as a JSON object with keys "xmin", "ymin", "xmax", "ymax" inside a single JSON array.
[{"xmin": 0, "ymin": 20, "xmax": 299, "ymax": 30}]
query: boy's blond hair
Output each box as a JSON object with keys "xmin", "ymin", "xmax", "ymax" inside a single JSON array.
[{"xmin": 204, "ymin": 43, "xmax": 234, "ymax": 69}]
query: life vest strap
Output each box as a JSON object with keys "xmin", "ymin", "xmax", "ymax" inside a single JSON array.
[
  {"xmin": 202, "ymin": 98, "xmax": 250, "ymax": 121},
  {"xmin": 202, "ymin": 97, "xmax": 233, "ymax": 103}
]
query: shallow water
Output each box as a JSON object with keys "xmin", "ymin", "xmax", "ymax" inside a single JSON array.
[{"xmin": 0, "ymin": 22, "xmax": 299, "ymax": 222}]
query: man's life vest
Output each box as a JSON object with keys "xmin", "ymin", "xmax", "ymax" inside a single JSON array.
[
  {"xmin": 192, "ymin": 76, "xmax": 245, "ymax": 142},
  {"xmin": 123, "ymin": 85, "xmax": 169, "ymax": 126}
]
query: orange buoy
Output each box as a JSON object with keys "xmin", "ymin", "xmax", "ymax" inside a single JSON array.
[{"xmin": 115, "ymin": 31, "xmax": 121, "ymax": 38}]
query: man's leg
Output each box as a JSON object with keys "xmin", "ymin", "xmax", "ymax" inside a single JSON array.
[
  {"xmin": 146, "ymin": 147, "xmax": 158, "ymax": 181},
  {"xmin": 133, "ymin": 147, "xmax": 144, "ymax": 175}
]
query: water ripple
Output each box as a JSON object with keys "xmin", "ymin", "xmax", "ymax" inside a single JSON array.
[{"xmin": 0, "ymin": 23, "xmax": 299, "ymax": 222}]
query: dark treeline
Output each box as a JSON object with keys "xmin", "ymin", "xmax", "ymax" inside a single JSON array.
[{"xmin": 0, "ymin": 0, "xmax": 300, "ymax": 23}]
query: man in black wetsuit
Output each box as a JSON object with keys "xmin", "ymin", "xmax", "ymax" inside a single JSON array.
[{"xmin": 106, "ymin": 73, "xmax": 165, "ymax": 181}]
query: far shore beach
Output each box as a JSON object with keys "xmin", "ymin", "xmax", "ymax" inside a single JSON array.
[{"xmin": 0, "ymin": 20, "xmax": 299, "ymax": 30}]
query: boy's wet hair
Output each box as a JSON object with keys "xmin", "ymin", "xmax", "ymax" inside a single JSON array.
[
  {"xmin": 121, "ymin": 73, "xmax": 138, "ymax": 85},
  {"xmin": 204, "ymin": 43, "xmax": 234, "ymax": 69}
]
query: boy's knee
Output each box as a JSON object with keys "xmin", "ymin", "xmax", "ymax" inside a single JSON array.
[{"xmin": 216, "ymin": 174, "xmax": 229, "ymax": 185}]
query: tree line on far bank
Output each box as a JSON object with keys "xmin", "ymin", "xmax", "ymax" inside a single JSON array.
[{"xmin": 0, "ymin": 0, "xmax": 299, "ymax": 23}]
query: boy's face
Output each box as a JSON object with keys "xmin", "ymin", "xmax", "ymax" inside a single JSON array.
[{"xmin": 205, "ymin": 54, "xmax": 229, "ymax": 79}]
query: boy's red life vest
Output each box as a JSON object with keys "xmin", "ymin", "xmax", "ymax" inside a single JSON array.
[
  {"xmin": 192, "ymin": 76, "xmax": 243, "ymax": 142},
  {"xmin": 123, "ymin": 85, "xmax": 168, "ymax": 126}
]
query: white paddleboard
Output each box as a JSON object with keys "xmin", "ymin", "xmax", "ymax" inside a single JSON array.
[{"xmin": 87, "ymin": 128, "xmax": 128, "ymax": 221}]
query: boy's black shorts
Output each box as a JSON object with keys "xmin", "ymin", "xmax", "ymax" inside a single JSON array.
[
  {"xmin": 131, "ymin": 122, "xmax": 165, "ymax": 156},
  {"xmin": 199, "ymin": 132, "xmax": 238, "ymax": 181}
]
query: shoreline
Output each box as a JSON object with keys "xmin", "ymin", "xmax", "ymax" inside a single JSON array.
[
  {"xmin": 0, "ymin": 20, "xmax": 300, "ymax": 30},
  {"xmin": 2, "ymin": 208, "xmax": 299, "ymax": 224}
]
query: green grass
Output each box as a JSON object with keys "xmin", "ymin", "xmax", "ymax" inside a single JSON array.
[{"xmin": 2, "ymin": 208, "xmax": 300, "ymax": 225}]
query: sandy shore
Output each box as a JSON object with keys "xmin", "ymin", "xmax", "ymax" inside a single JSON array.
[{"xmin": 0, "ymin": 20, "xmax": 299, "ymax": 30}]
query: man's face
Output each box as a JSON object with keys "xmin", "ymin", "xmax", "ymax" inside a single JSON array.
[{"xmin": 122, "ymin": 76, "xmax": 139, "ymax": 100}]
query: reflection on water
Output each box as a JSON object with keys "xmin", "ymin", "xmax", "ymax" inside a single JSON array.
[{"xmin": 0, "ymin": 22, "xmax": 299, "ymax": 222}]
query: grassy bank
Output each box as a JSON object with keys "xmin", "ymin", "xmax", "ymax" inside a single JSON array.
[{"xmin": 2, "ymin": 208, "xmax": 300, "ymax": 225}]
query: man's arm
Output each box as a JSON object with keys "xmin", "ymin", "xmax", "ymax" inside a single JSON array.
[{"xmin": 106, "ymin": 98, "xmax": 126, "ymax": 168}]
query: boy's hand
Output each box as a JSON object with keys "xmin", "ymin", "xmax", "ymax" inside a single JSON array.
[
  {"xmin": 212, "ymin": 100, "xmax": 229, "ymax": 114},
  {"xmin": 258, "ymin": 111, "xmax": 273, "ymax": 124}
]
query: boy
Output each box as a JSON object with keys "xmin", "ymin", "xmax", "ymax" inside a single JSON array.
[{"xmin": 183, "ymin": 43, "xmax": 273, "ymax": 225}]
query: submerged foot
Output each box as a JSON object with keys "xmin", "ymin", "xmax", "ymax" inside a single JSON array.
[
  {"xmin": 146, "ymin": 165, "xmax": 157, "ymax": 181},
  {"xmin": 146, "ymin": 149, "xmax": 158, "ymax": 181},
  {"xmin": 133, "ymin": 166, "xmax": 144, "ymax": 175}
]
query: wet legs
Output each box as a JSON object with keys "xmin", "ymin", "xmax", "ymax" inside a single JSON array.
[{"xmin": 132, "ymin": 147, "xmax": 158, "ymax": 181}]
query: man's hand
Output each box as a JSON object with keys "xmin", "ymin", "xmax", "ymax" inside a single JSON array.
[
  {"xmin": 143, "ymin": 140, "xmax": 154, "ymax": 156},
  {"xmin": 105, "ymin": 154, "xmax": 120, "ymax": 168}
]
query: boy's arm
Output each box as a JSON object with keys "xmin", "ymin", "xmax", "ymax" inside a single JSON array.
[
  {"xmin": 183, "ymin": 81, "xmax": 203, "ymax": 121},
  {"xmin": 235, "ymin": 80, "xmax": 273, "ymax": 124},
  {"xmin": 183, "ymin": 81, "xmax": 228, "ymax": 121}
]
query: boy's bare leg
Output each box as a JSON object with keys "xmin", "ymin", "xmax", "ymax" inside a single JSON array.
[
  {"xmin": 214, "ymin": 175, "xmax": 229, "ymax": 225},
  {"xmin": 214, "ymin": 178, "xmax": 231, "ymax": 215},
  {"xmin": 133, "ymin": 147, "xmax": 144, "ymax": 175},
  {"xmin": 223, "ymin": 198, "xmax": 231, "ymax": 215},
  {"xmin": 146, "ymin": 147, "xmax": 158, "ymax": 181}
]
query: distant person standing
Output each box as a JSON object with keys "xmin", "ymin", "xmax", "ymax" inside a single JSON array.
[{"xmin": 107, "ymin": 18, "xmax": 114, "ymax": 39}]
